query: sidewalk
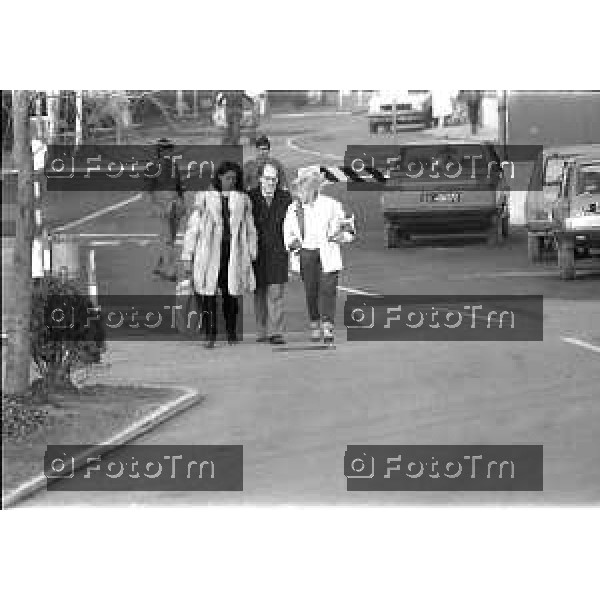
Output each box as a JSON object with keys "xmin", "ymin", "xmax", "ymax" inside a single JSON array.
[{"xmin": 421, "ymin": 124, "xmax": 499, "ymax": 143}]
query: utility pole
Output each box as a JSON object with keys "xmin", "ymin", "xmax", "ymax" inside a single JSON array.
[{"xmin": 5, "ymin": 91, "xmax": 34, "ymax": 395}]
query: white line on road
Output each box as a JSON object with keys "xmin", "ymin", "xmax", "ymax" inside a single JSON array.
[
  {"xmin": 286, "ymin": 137, "xmax": 343, "ymax": 161},
  {"xmin": 54, "ymin": 192, "xmax": 144, "ymax": 232},
  {"xmin": 337, "ymin": 285, "xmax": 383, "ymax": 297},
  {"xmin": 272, "ymin": 111, "xmax": 352, "ymax": 119},
  {"xmin": 561, "ymin": 337, "xmax": 600, "ymax": 354}
]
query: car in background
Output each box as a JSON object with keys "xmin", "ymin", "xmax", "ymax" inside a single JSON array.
[
  {"xmin": 380, "ymin": 142, "xmax": 509, "ymax": 247},
  {"xmin": 368, "ymin": 91, "xmax": 433, "ymax": 133}
]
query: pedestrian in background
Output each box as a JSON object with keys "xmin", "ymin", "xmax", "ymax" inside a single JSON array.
[
  {"xmin": 181, "ymin": 161, "xmax": 257, "ymax": 348},
  {"xmin": 283, "ymin": 166, "xmax": 355, "ymax": 345},
  {"xmin": 249, "ymin": 162, "xmax": 293, "ymax": 344},
  {"xmin": 465, "ymin": 90, "xmax": 482, "ymax": 136},
  {"xmin": 244, "ymin": 135, "xmax": 288, "ymax": 192},
  {"xmin": 148, "ymin": 138, "xmax": 184, "ymax": 281}
]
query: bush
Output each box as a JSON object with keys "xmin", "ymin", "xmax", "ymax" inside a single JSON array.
[
  {"xmin": 30, "ymin": 276, "xmax": 106, "ymax": 391},
  {"xmin": 2, "ymin": 391, "xmax": 49, "ymax": 439}
]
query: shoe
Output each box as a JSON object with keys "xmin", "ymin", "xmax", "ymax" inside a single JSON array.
[
  {"xmin": 204, "ymin": 339, "xmax": 216, "ymax": 349},
  {"xmin": 309, "ymin": 321, "xmax": 321, "ymax": 343},
  {"xmin": 322, "ymin": 321, "xmax": 334, "ymax": 345},
  {"xmin": 269, "ymin": 335, "xmax": 286, "ymax": 345},
  {"xmin": 227, "ymin": 333, "xmax": 239, "ymax": 345},
  {"xmin": 152, "ymin": 268, "xmax": 163, "ymax": 277},
  {"xmin": 256, "ymin": 335, "xmax": 269, "ymax": 343}
]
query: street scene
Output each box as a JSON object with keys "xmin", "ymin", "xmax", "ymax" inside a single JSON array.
[{"xmin": 2, "ymin": 89, "xmax": 600, "ymax": 506}]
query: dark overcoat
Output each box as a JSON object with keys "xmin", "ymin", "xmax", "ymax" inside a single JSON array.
[{"xmin": 249, "ymin": 186, "xmax": 292, "ymax": 287}]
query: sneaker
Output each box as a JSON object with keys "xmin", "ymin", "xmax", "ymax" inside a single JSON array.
[
  {"xmin": 269, "ymin": 335, "xmax": 286, "ymax": 345},
  {"xmin": 227, "ymin": 333, "xmax": 239, "ymax": 345},
  {"xmin": 256, "ymin": 334, "xmax": 269, "ymax": 343},
  {"xmin": 310, "ymin": 321, "xmax": 321, "ymax": 343},
  {"xmin": 322, "ymin": 321, "xmax": 334, "ymax": 345},
  {"xmin": 204, "ymin": 339, "xmax": 216, "ymax": 349}
]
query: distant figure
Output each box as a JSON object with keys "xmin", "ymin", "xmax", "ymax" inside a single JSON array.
[
  {"xmin": 243, "ymin": 135, "xmax": 288, "ymax": 192},
  {"xmin": 148, "ymin": 138, "xmax": 184, "ymax": 281},
  {"xmin": 465, "ymin": 90, "xmax": 483, "ymax": 135}
]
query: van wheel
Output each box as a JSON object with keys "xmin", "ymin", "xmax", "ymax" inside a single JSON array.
[
  {"xmin": 486, "ymin": 215, "xmax": 502, "ymax": 246},
  {"xmin": 527, "ymin": 234, "xmax": 543, "ymax": 262},
  {"xmin": 558, "ymin": 236, "xmax": 576, "ymax": 280}
]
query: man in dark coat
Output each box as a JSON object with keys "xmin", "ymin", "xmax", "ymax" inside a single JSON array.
[{"xmin": 249, "ymin": 162, "xmax": 292, "ymax": 344}]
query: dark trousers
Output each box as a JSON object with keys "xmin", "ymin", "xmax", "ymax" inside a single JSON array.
[
  {"xmin": 299, "ymin": 249, "xmax": 339, "ymax": 324},
  {"xmin": 196, "ymin": 267, "xmax": 239, "ymax": 341}
]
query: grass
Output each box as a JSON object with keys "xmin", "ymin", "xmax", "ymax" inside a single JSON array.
[{"xmin": 2, "ymin": 384, "xmax": 179, "ymax": 494}]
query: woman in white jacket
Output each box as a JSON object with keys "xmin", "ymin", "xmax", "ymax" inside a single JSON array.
[{"xmin": 283, "ymin": 166, "xmax": 355, "ymax": 344}]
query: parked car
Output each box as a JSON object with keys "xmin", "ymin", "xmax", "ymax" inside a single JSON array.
[
  {"xmin": 368, "ymin": 91, "xmax": 433, "ymax": 133},
  {"xmin": 380, "ymin": 142, "xmax": 509, "ymax": 247}
]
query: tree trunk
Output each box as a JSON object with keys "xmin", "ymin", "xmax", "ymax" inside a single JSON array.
[
  {"xmin": 224, "ymin": 91, "xmax": 242, "ymax": 145},
  {"xmin": 5, "ymin": 91, "xmax": 34, "ymax": 395}
]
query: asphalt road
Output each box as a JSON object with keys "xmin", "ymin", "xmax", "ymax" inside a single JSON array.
[{"xmin": 23, "ymin": 114, "xmax": 600, "ymax": 506}]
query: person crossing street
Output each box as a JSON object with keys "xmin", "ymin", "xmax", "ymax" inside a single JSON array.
[
  {"xmin": 283, "ymin": 166, "xmax": 355, "ymax": 345},
  {"xmin": 249, "ymin": 162, "xmax": 293, "ymax": 344},
  {"xmin": 148, "ymin": 138, "xmax": 185, "ymax": 281}
]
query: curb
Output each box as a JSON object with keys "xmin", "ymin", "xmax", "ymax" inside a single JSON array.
[
  {"xmin": 1, "ymin": 383, "xmax": 202, "ymax": 509},
  {"xmin": 270, "ymin": 111, "xmax": 353, "ymax": 119}
]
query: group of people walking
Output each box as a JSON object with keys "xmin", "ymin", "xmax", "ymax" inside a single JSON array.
[{"xmin": 152, "ymin": 135, "xmax": 355, "ymax": 348}]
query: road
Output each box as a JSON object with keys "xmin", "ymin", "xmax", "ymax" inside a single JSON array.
[{"xmin": 24, "ymin": 113, "xmax": 600, "ymax": 505}]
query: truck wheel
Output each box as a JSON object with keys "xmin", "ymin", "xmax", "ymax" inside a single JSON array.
[
  {"xmin": 558, "ymin": 236, "xmax": 576, "ymax": 280},
  {"xmin": 384, "ymin": 223, "xmax": 398, "ymax": 248},
  {"xmin": 527, "ymin": 234, "xmax": 543, "ymax": 262},
  {"xmin": 501, "ymin": 216, "xmax": 509, "ymax": 238},
  {"xmin": 486, "ymin": 215, "xmax": 502, "ymax": 246}
]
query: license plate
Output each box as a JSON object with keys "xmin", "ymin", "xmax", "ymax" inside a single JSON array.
[{"xmin": 424, "ymin": 193, "xmax": 461, "ymax": 203}]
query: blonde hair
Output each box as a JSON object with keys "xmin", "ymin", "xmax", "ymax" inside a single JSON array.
[{"xmin": 291, "ymin": 166, "xmax": 323, "ymax": 200}]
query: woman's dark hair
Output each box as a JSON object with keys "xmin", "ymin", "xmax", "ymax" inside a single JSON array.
[{"xmin": 213, "ymin": 160, "xmax": 244, "ymax": 192}]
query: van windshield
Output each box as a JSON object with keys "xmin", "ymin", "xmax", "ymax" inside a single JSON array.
[
  {"xmin": 578, "ymin": 166, "xmax": 600, "ymax": 194},
  {"xmin": 544, "ymin": 158, "xmax": 564, "ymax": 185}
]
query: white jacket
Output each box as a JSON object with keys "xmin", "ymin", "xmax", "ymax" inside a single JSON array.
[{"xmin": 283, "ymin": 193, "xmax": 354, "ymax": 273}]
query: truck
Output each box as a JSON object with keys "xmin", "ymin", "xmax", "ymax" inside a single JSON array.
[{"xmin": 504, "ymin": 91, "xmax": 600, "ymax": 279}]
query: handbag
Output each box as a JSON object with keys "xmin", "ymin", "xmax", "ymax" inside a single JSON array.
[{"xmin": 174, "ymin": 278, "xmax": 203, "ymax": 338}]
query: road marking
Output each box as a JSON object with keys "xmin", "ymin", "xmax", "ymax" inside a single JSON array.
[
  {"xmin": 53, "ymin": 192, "xmax": 144, "ymax": 232},
  {"xmin": 561, "ymin": 337, "xmax": 600, "ymax": 354},
  {"xmin": 272, "ymin": 111, "xmax": 352, "ymax": 119},
  {"xmin": 337, "ymin": 285, "xmax": 383, "ymax": 297},
  {"xmin": 450, "ymin": 271, "xmax": 559, "ymax": 279},
  {"xmin": 286, "ymin": 137, "xmax": 343, "ymax": 161}
]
